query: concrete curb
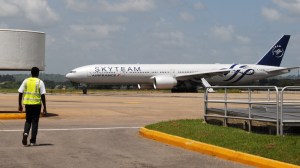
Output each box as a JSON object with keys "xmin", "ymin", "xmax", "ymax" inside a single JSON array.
[
  {"xmin": 139, "ymin": 127, "xmax": 299, "ymax": 168},
  {"xmin": 0, "ymin": 113, "xmax": 26, "ymax": 119}
]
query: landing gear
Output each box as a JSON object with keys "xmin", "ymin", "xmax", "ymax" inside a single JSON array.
[
  {"xmin": 171, "ymin": 81, "xmax": 199, "ymax": 93},
  {"xmin": 78, "ymin": 83, "xmax": 88, "ymax": 94},
  {"xmin": 71, "ymin": 82, "xmax": 88, "ymax": 94},
  {"xmin": 82, "ymin": 88, "xmax": 87, "ymax": 94}
]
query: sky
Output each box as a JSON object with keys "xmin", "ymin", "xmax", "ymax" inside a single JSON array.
[{"xmin": 1, "ymin": 0, "xmax": 300, "ymax": 75}]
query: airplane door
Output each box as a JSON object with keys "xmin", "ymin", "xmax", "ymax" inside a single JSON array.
[
  {"xmin": 170, "ymin": 69, "xmax": 176, "ymax": 76},
  {"xmin": 87, "ymin": 71, "xmax": 93, "ymax": 77},
  {"xmin": 116, "ymin": 68, "xmax": 125, "ymax": 77},
  {"xmin": 88, "ymin": 66, "xmax": 96, "ymax": 77}
]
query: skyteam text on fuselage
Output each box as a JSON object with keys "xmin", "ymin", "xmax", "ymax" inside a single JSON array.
[{"xmin": 66, "ymin": 35, "xmax": 298, "ymax": 92}]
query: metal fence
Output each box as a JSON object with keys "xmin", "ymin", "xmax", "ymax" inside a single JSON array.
[
  {"xmin": 280, "ymin": 86, "xmax": 300, "ymax": 135},
  {"xmin": 204, "ymin": 86, "xmax": 300, "ymax": 135}
]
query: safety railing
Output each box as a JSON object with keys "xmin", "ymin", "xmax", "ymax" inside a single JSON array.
[
  {"xmin": 280, "ymin": 86, "xmax": 300, "ymax": 135},
  {"xmin": 204, "ymin": 86, "xmax": 281, "ymax": 135}
]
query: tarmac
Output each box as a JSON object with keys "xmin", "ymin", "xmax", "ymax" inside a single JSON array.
[{"xmin": 0, "ymin": 92, "xmax": 264, "ymax": 168}]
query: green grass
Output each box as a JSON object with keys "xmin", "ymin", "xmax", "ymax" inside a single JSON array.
[
  {"xmin": 0, "ymin": 88, "xmax": 18, "ymax": 93},
  {"xmin": 0, "ymin": 88, "xmax": 81, "ymax": 94},
  {"xmin": 146, "ymin": 119, "xmax": 300, "ymax": 165},
  {"xmin": 0, "ymin": 88, "xmax": 171, "ymax": 94}
]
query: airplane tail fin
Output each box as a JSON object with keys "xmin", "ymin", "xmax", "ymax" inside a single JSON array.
[{"xmin": 256, "ymin": 35, "xmax": 290, "ymax": 67}]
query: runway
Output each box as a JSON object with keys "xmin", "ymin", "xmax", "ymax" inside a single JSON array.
[{"xmin": 0, "ymin": 92, "xmax": 250, "ymax": 168}]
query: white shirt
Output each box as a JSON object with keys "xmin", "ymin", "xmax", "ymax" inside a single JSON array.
[{"xmin": 18, "ymin": 78, "xmax": 46, "ymax": 95}]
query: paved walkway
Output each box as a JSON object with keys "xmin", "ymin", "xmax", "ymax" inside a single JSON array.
[{"xmin": 0, "ymin": 92, "xmax": 251, "ymax": 168}]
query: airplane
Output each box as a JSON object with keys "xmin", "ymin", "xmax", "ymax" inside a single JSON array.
[{"xmin": 66, "ymin": 35, "xmax": 298, "ymax": 92}]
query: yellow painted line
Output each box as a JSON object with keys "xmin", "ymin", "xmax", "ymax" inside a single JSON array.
[
  {"xmin": 139, "ymin": 127, "xmax": 300, "ymax": 168},
  {"xmin": 0, "ymin": 113, "xmax": 26, "ymax": 119}
]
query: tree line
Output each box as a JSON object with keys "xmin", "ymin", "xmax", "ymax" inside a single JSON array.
[{"xmin": 0, "ymin": 74, "xmax": 72, "ymax": 89}]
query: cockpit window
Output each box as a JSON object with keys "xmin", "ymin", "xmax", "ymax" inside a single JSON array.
[{"xmin": 70, "ymin": 70, "xmax": 76, "ymax": 73}]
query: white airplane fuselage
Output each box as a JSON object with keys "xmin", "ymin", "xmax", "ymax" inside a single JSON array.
[{"xmin": 66, "ymin": 64, "xmax": 290, "ymax": 88}]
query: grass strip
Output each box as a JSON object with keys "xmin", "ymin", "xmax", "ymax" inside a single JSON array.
[
  {"xmin": 0, "ymin": 88, "xmax": 170, "ymax": 94},
  {"xmin": 145, "ymin": 119, "xmax": 300, "ymax": 165}
]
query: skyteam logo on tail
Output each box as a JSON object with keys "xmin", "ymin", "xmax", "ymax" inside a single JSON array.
[{"xmin": 272, "ymin": 45, "xmax": 284, "ymax": 58}]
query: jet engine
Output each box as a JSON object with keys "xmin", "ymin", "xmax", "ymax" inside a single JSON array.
[{"xmin": 152, "ymin": 76, "xmax": 177, "ymax": 89}]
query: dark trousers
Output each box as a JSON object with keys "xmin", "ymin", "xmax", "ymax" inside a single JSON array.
[{"xmin": 24, "ymin": 105, "xmax": 41, "ymax": 143}]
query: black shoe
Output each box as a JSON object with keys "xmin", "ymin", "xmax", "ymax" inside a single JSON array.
[{"xmin": 22, "ymin": 133, "xmax": 28, "ymax": 146}]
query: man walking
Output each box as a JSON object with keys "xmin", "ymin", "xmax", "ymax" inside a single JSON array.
[{"xmin": 18, "ymin": 67, "xmax": 47, "ymax": 146}]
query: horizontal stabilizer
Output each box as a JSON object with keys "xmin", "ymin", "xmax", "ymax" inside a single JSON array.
[{"xmin": 264, "ymin": 66, "xmax": 300, "ymax": 74}]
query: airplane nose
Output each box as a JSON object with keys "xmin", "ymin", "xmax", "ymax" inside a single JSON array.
[{"xmin": 66, "ymin": 73, "xmax": 72, "ymax": 79}]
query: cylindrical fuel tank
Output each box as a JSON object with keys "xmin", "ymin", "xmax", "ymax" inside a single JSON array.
[{"xmin": 0, "ymin": 29, "xmax": 45, "ymax": 71}]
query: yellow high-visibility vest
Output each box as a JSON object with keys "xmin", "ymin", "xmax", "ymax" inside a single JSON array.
[{"xmin": 23, "ymin": 77, "xmax": 41, "ymax": 105}]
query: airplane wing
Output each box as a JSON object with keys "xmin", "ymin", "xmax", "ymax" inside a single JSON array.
[{"xmin": 175, "ymin": 69, "xmax": 230, "ymax": 80}]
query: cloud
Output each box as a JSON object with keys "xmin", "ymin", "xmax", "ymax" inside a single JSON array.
[
  {"xmin": 155, "ymin": 17, "xmax": 166, "ymax": 27},
  {"xmin": 211, "ymin": 25, "xmax": 251, "ymax": 44},
  {"xmin": 65, "ymin": 0, "xmax": 89, "ymax": 12},
  {"xmin": 179, "ymin": 12, "xmax": 195, "ymax": 22},
  {"xmin": 236, "ymin": 35, "xmax": 251, "ymax": 44},
  {"xmin": 0, "ymin": 1, "xmax": 18, "ymax": 16},
  {"xmin": 211, "ymin": 25, "xmax": 234, "ymax": 41},
  {"xmin": 153, "ymin": 31, "xmax": 186, "ymax": 46},
  {"xmin": 99, "ymin": 0, "xmax": 155, "ymax": 12},
  {"xmin": 261, "ymin": 7, "xmax": 281, "ymax": 21},
  {"xmin": 65, "ymin": 0, "xmax": 155, "ymax": 12},
  {"xmin": 262, "ymin": 0, "xmax": 300, "ymax": 22},
  {"xmin": 116, "ymin": 16, "xmax": 129, "ymax": 23},
  {"xmin": 0, "ymin": 0, "xmax": 59, "ymax": 26},
  {"xmin": 69, "ymin": 24, "xmax": 124, "ymax": 39},
  {"xmin": 194, "ymin": 2, "xmax": 205, "ymax": 10},
  {"xmin": 272, "ymin": 0, "xmax": 300, "ymax": 14},
  {"xmin": 19, "ymin": 1, "xmax": 60, "ymax": 25}
]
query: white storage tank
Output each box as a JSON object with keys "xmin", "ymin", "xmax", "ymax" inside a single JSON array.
[{"xmin": 0, "ymin": 29, "xmax": 45, "ymax": 71}]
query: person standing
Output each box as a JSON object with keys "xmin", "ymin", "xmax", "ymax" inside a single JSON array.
[{"xmin": 18, "ymin": 67, "xmax": 47, "ymax": 146}]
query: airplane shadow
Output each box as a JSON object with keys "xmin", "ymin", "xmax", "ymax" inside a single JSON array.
[{"xmin": 42, "ymin": 113, "xmax": 59, "ymax": 117}]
